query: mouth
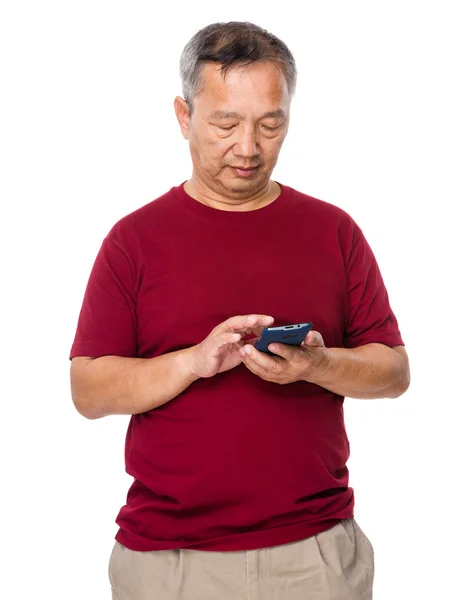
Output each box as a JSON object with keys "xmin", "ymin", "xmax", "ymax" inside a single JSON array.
[{"xmin": 231, "ymin": 166, "xmax": 259, "ymax": 178}]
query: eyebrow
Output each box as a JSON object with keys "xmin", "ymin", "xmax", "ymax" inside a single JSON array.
[{"xmin": 210, "ymin": 109, "xmax": 286, "ymax": 120}]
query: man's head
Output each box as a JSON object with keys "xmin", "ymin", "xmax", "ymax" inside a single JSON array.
[{"xmin": 174, "ymin": 22, "xmax": 297, "ymax": 201}]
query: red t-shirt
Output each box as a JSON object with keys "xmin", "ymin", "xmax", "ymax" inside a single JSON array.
[{"xmin": 70, "ymin": 182, "xmax": 404, "ymax": 551}]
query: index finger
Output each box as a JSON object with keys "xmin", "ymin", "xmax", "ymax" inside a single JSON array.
[{"xmin": 227, "ymin": 314, "xmax": 274, "ymax": 332}]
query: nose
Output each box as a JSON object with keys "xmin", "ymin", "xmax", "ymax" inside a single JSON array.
[{"xmin": 232, "ymin": 127, "xmax": 259, "ymax": 158}]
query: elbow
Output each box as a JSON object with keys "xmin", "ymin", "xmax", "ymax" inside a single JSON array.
[
  {"xmin": 70, "ymin": 357, "xmax": 106, "ymax": 419},
  {"xmin": 390, "ymin": 367, "xmax": 411, "ymax": 399},
  {"xmin": 390, "ymin": 380, "xmax": 410, "ymax": 399},
  {"xmin": 72, "ymin": 395, "xmax": 104, "ymax": 420},
  {"xmin": 388, "ymin": 346, "xmax": 411, "ymax": 398}
]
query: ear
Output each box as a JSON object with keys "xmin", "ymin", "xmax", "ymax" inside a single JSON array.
[{"xmin": 174, "ymin": 97, "xmax": 191, "ymax": 139}]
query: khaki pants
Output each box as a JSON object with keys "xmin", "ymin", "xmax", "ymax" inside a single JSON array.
[{"xmin": 108, "ymin": 518, "xmax": 374, "ymax": 599}]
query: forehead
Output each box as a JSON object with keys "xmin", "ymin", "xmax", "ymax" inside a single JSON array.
[{"xmin": 196, "ymin": 62, "xmax": 290, "ymax": 115}]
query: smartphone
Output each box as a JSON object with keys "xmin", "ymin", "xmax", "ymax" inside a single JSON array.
[{"xmin": 253, "ymin": 322, "xmax": 313, "ymax": 355}]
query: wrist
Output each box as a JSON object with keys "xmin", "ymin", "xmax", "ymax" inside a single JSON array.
[
  {"xmin": 303, "ymin": 346, "xmax": 333, "ymax": 384},
  {"xmin": 178, "ymin": 346, "xmax": 202, "ymax": 384}
]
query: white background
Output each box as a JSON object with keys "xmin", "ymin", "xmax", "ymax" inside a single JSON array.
[{"xmin": 1, "ymin": 1, "xmax": 475, "ymax": 598}]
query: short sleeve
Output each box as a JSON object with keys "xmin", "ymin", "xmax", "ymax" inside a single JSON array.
[
  {"xmin": 69, "ymin": 227, "xmax": 138, "ymax": 359},
  {"xmin": 343, "ymin": 224, "xmax": 404, "ymax": 349}
]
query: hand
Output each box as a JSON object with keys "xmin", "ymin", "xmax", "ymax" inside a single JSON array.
[
  {"xmin": 239, "ymin": 329, "xmax": 329, "ymax": 385},
  {"xmin": 189, "ymin": 314, "xmax": 275, "ymax": 378}
]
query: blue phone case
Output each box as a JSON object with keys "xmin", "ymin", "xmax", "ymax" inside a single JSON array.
[{"xmin": 254, "ymin": 322, "xmax": 313, "ymax": 355}]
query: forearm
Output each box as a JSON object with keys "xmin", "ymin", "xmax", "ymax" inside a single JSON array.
[
  {"xmin": 70, "ymin": 347, "xmax": 200, "ymax": 419},
  {"xmin": 305, "ymin": 343, "xmax": 410, "ymax": 399}
]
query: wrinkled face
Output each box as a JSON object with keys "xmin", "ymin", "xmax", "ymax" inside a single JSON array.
[{"xmin": 176, "ymin": 61, "xmax": 291, "ymax": 198}]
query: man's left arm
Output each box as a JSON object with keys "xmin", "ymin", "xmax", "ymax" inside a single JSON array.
[
  {"xmin": 239, "ymin": 332, "xmax": 410, "ymax": 399},
  {"xmin": 304, "ymin": 341, "xmax": 410, "ymax": 399}
]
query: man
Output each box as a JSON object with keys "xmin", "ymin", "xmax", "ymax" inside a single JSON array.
[{"xmin": 70, "ymin": 21, "xmax": 410, "ymax": 600}]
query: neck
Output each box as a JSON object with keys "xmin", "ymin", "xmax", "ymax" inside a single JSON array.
[{"xmin": 184, "ymin": 176, "xmax": 281, "ymax": 212}]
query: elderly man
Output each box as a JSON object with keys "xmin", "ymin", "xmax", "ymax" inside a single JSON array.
[{"xmin": 70, "ymin": 20, "xmax": 409, "ymax": 600}]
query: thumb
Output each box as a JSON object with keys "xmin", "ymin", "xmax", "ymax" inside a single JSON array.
[{"xmin": 303, "ymin": 330, "xmax": 324, "ymax": 347}]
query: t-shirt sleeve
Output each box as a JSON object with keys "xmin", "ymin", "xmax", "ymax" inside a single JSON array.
[
  {"xmin": 343, "ymin": 222, "xmax": 404, "ymax": 349},
  {"xmin": 69, "ymin": 226, "xmax": 138, "ymax": 359}
]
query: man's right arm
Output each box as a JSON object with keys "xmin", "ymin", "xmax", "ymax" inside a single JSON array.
[
  {"xmin": 70, "ymin": 314, "xmax": 274, "ymax": 419},
  {"xmin": 70, "ymin": 348, "xmax": 199, "ymax": 419}
]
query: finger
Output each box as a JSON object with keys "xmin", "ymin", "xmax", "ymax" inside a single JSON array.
[
  {"xmin": 221, "ymin": 332, "xmax": 242, "ymax": 347},
  {"xmin": 240, "ymin": 352, "xmax": 263, "ymax": 377},
  {"xmin": 228, "ymin": 314, "xmax": 274, "ymax": 333},
  {"xmin": 241, "ymin": 325, "xmax": 270, "ymax": 339},
  {"xmin": 244, "ymin": 317, "xmax": 277, "ymax": 338},
  {"xmin": 240, "ymin": 347, "xmax": 268, "ymax": 377},
  {"xmin": 240, "ymin": 344, "xmax": 282, "ymax": 381},
  {"xmin": 240, "ymin": 343, "xmax": 280, "ymax": 368},
  {"xmin": 266, "ymin": 342, "xmax": 299, "ymax": 360},
  {"xmin": 302, "ymin": 330, "xmax": 324, "ymax": 347}
]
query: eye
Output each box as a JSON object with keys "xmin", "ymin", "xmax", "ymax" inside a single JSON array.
[
  {"xmin": 261, "ymin": 124, "xmax": 282, "ymax": 132},
  {"xmin": 214, "ymin": 124, "xmax": 237, "ymax": 131}
]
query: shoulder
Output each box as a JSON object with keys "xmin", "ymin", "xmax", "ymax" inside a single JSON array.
[
  {"xmin": 282, "ymin": 183, "xmax": 362, "ymax": 241},
  {"xmin": 105, "ymin": 185, "xmax": 179, "ymax": 244}
]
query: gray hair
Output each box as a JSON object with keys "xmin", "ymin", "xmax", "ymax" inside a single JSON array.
[{"xmin": 179, "ymin": 21, "xmax": 297, "ymax": 112}]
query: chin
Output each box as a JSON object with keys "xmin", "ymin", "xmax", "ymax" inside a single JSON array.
[
  {"xmin": 222, "ymin": 175, "xmax": 265, "ymax": 196},
  {"xmin": 228, "ymin": 182, "xmax": 259, "ymax": 196}
]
